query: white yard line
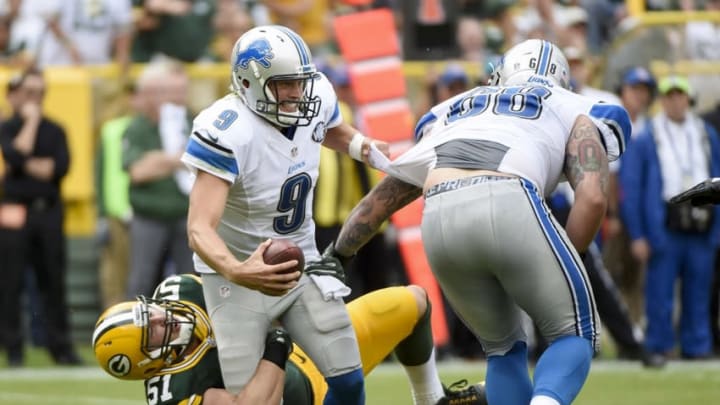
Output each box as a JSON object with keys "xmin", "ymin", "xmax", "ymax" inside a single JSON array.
[
  {"xmin": 0, "ymin": 392, "xmax": 137, "ymax": 405},
  {"xmin": 369, "ymin": 359, "xmax": 720, "ymax": 376},
  {"xmin": 1, "ymin": 359, "xmax": 719, "ymax": 381},
  {"xmin": 0, "ymin": 367, "xmax": 110, "ymax": 380}
]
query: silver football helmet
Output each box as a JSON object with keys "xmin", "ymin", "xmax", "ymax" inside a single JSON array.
[
  {"xmin": 488, "ymin": 39, "xmax": 571, "ymax": 90},
  {"xmin": 230, "ymin": 25, "xmax": 321, "ymax": 127}
]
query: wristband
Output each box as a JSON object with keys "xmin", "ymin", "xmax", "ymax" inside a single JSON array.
[
  {"xmin": 262, "ymin": 338, "xmax": 290, "ymax": 369},
  {"xmin": 349, "ymin": 132, "xmax": 365, "ymax": 161}
]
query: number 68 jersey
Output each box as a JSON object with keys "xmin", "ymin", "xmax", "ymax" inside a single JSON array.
[
  {"xmin": 395, "ymin": 84, "xmax": 631, "ymax": 197},
  {"xmin": 181, "ymin": 74, "xmax": 343, "ymax": 271}
]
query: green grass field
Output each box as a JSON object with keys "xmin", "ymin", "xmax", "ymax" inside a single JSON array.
[{"xmin": 1, "ymin": 347, "xmax": 719, "ymax": 404}]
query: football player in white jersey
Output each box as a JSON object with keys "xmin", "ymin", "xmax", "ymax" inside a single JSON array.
[
  {"xmin": 180, "ymin": 25, "xmax": 390, "ymax": 405},
  {"xmin": 318, "ymin": 39, "xmax": 632, "ymax": 405}
]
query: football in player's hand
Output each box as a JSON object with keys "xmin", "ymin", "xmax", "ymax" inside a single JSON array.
[{"xmin": 263, "ymin": 239, "xmax": 305, "ymax": 274}]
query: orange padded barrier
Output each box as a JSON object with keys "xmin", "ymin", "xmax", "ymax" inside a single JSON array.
[
  {"xmin": 332, "ymin": 8, "xmax": 399, "ymax": 62},
  {"xmin": 418, "ymin": 0, "xmax": 446, "ymax": 24},
  {"xmin": 340, "ymin": 0, "xmax": 373, "ymax": 5},
  {"xmin": 348, "ymin": 60, "xmax": 406, "ymax": 104},
  {"xmin": 391, "ymin": 197, "xmax": 424, "ymax": 229},
  {"xmin": 358, "ymin": 101, "xmax": 414, "ymax": 143},
  {"xmin": 334, "ymin": 8, "xmax": 449, "ymax": 347},
  {"xmin": 397, "ymin": 230, "xmax": 449, "ymax": 347}
]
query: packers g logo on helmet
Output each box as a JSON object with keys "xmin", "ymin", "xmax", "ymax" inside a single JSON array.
[
  {"xmin": 93, "ymin": 296, "xmax": 213, "ymax": 381},
  {"xmin": 107, "ymin": 354, "xmax": 132, "ymax": 377},
  {"xmin": 92, "ymin": 301, "xmax": 168, "ymax": 381}
]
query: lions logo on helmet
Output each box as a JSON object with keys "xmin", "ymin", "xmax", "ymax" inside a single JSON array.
[
  {"xmin": 230, "ymin": 25, "xmax": 321, "ymax": 127},
  {"xmin": 489, "ymin": 39, "xmax": 571, "ymax": 90},
  {"xmin": 235, "ymin": 38, "xmax": 274, "ymax": 69}
]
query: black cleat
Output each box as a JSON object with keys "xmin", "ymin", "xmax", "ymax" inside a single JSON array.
[
  {"xmin": 52, "ymin": 350, "xmax": 84, "ymax": 366},
  {"xmin": 642, "ymin": 352, "xmax": 667, "ymax": 369},
  {"xmin": 435, "ymin": 379, "xmax": 487, "ymax": 405}
]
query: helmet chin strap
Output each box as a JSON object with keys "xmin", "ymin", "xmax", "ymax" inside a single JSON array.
[{"xmin": 276, "ymin": 110, "xmax": 301, "ymax": 126}]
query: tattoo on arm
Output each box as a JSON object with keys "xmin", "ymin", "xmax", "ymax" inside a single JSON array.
[
  {"xmin": 335, "ymin": 177, "xmax": 422, "ymax": 255},
  {"xmin": 564, "ymin": 116, "xmax": 609, "ymax": 194}
]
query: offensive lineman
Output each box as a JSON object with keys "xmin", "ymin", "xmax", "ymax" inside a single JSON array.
[
  {"xmin": 92, "ymin": 274, "xmax": 487, "ymax": 405},
  {"xmin": 180, "ymin": 25, "xmax": 390, "ymax": 404},
  {"xmin": 309, "ymin": 39, "xmax": 632, "ymax": 405}
]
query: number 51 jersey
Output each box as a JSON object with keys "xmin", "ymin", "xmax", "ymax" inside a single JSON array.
[{"xmin": 181, "ymin": 74, "xmax": 343, "ymax": 271}]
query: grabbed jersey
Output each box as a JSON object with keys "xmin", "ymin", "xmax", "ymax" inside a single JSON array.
[
  {"xmin": 402, "ymin": 84, "xmax": 631, "ymax": 196},
  {"xmin": 145, "ymin": 274, "xmax": 313, "ymax": 405},
  {"xmin": 181, "ymin": 73, "xmax": 343, "ymax": 271},
  {"xmin": 144, "ymin": 274, "xmax": 222, "ymax": 405}
]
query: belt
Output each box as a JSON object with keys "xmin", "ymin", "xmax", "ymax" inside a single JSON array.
[{"xmin": 424, "ymin": 175, "xmax": 515, "ymax": 199}]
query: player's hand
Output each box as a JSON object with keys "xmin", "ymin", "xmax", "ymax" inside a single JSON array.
[
  {"xmin": 262, "ymin": 327, "xmax": 293, "ymax": 369},
  {"xmin": 304, "ymin": 242, "xmax": 349, "ymax": 284},
  {"xmin": 605, "ymin": 216, "xmax": 623, "ymax": 239},
  {"xmin": 364, "ymin": 139, "xmax": 390, "ymax": 162},
  {"xmin": 20, "ymin": 102, "xmax": 41, "ymax": 121},
  {"xmin": 265, "ymin": 327, "xmax": 293, "ymax": 357},
  {"xmin": 234, "ymin": 239, "xmax": 300, "ymax": 296},
  {"xmin": 669, "ymin": 178, "xmax": 720, "ymax": 206},
  {"xmin": 630, "ymin": 238, "xmax": 650, "ymax": 265}
]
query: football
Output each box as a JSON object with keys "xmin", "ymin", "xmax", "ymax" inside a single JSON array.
[{"xmin": 263, "ymin": 238, "xmax": 305, "ymax": 274}]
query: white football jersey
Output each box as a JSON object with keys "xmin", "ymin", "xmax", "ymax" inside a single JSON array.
[
  {"xmin": 398, "ymin": 83, "xmax": 631, "ymax": 197},
  {"xmin": 181, "ymin": 74, "xmax": 342, "ymax": 273}
]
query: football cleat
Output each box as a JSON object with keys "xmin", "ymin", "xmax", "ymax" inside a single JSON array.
[{"xmin": 435, "ymin": 379, "xmax": 487, "ymax": 405}]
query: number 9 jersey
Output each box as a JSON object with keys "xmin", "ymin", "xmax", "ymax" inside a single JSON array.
[{"xmin": 181, "ymin": 73, "xmax": 343, "ymax": 271}]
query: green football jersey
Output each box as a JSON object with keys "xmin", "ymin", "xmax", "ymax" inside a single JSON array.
[
  {"xmin": 147, "ymin": 274, "xmax": 313, "ymax": 405},
  {"xmin": 146, "ymin": 274, "xmax": 223, "ymax": 405}
]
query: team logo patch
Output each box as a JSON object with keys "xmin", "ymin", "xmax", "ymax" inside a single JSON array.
[
  {"xmin": 311, "ymin": 121, "xmax": 326, "ymax": 143},
  {"xmin": 235, "ymin": 38, "xmax": 274, "ymax": 69},
  {"xmin": 219, "ymin": 285, "xmax": 231, "ymax": 298},
  {"xmin": 108, "ymin": 354, "xmax": 131, "ymax": 377}
]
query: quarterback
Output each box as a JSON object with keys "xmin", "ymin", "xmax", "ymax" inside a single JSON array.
[
  {"xmin": 93, "ymin": 274, "xmax": 487, "ymax": 405},
  {"xmin": 179, "ymin": 25, "xmax": 391, "ymax": 404}
]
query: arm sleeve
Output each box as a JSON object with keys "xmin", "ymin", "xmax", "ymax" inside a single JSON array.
[
  {"xmin": 413, "ymin": 87, "xmax": 478, "ymax": 142},
  {"xmin": 94, "ymin": 138, "xmax": 106, "ymax": 216},
  {"xmin": 618, "ymin": 132, "xmax": 649, "ymax": 241},
  {"xmin": 52, "ymin": 124, "xmax": 70, "ymax": 180},
  {"xmin": 181, "ymin": 128, "xmax": 239, "ymax": 184},
  {"xmin": 318, "ymin": 74, "xmax": 342, "ymax": 129},
  {"xmin": 413, "ymin": 110, "xmax": 438, "ymax": 142},
  {"xmin": 0, "ymin": 124, "xmax": 27, "ymax": 170},
  {"xmin": 587, "ymin": 102, "xmax": 632, "ymax": 162},
  {"xmin": 122, "ymin": 120, "xmax": 144, "ymax": 171},
  {"xmin": 705, "ymin": 123, "xmax": 720, "ymax": 244}
]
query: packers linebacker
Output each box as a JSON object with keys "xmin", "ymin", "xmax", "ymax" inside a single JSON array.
[{"xmin": 93, "ymin": 274, "xmax": 486, "ymax": 405}]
